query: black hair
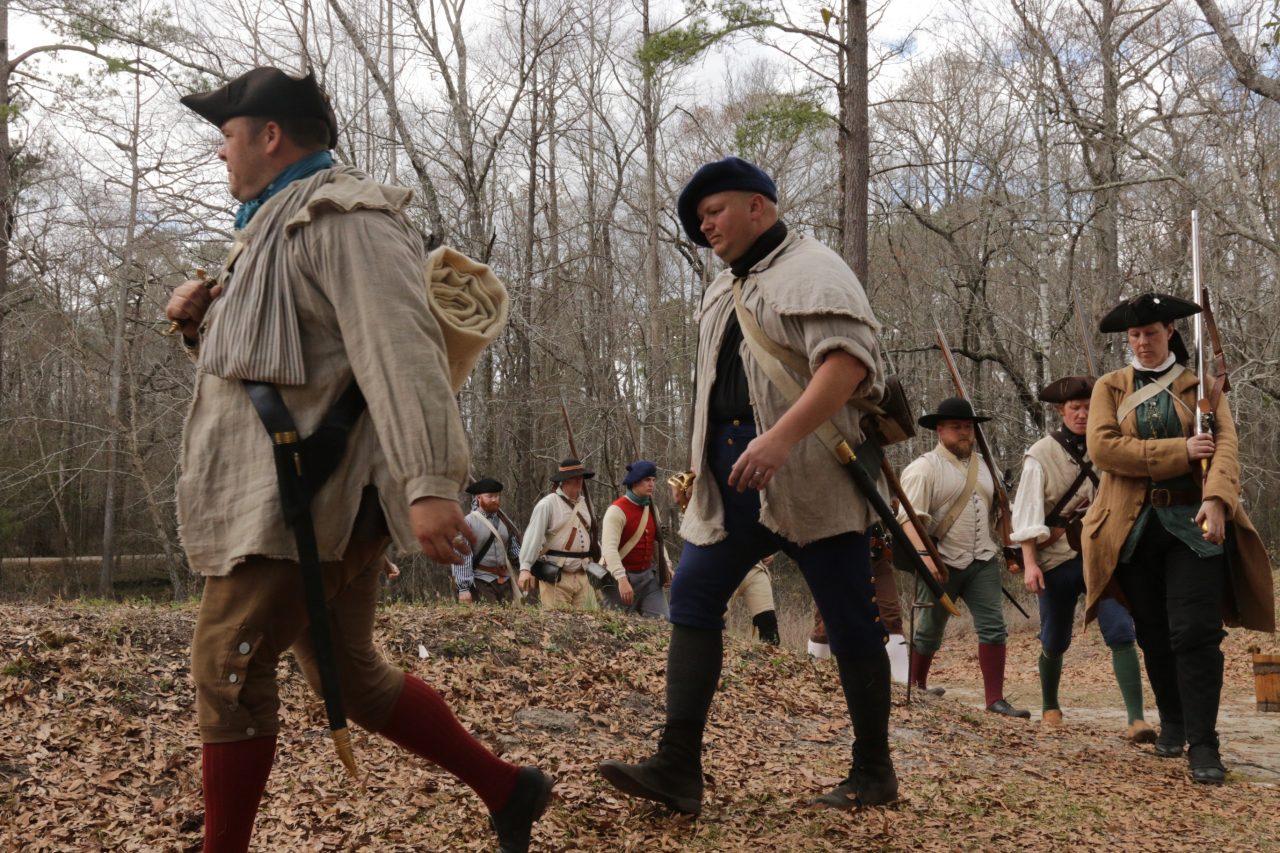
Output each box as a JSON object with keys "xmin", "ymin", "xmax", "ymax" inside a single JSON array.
[{"xmin": 247, "ymin": 115, "xmax": 331, "ymax": 151}]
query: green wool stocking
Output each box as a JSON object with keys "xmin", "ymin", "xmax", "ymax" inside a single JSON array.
[
  {"xmin": 1110, "ymin": 641, "xmax": 1147, "ymax": 724},
  {"xmin": 1038, "ymin": 651, "xmax": 1064, "ymax": 712}
]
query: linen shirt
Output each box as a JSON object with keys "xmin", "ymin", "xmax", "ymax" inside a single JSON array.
[
  {"xmin": 177, "ymin": 169, "xmax": 469, "ymax": 575},
  {"xmin": 679, "ymin": 232, "xmax": 887, "ymax": 547},
  {"xmin": 519, "ymin": 488, "xmax": 593, "ymax": 573},
  {"xmin": 897, "ymin": 443, "xmax": 999, "ymax": 568}
]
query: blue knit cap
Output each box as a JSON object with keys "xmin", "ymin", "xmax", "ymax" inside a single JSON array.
[
  {"xmin": 677, "ymin": 156, "xmax": 778, "ymax": 247},
  {"xmin": 623, "ymin": 459, "xmax": 658, "ymax": 486}
]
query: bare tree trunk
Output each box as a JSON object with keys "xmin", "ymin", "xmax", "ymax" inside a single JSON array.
[
  {"xmin": 100, "ymin": 63, "xmax": 145, "ymax": 598},
  {"xmin": 641, "ymin": 0, "xmax": 662, "ymax": 448},
  {"xmin": 840, "ymin": 0, "xmax": 869, "ymax": 281},
  {"xmin": 0, "ymin": 0, "xmax": 12, "ymax": 399}
]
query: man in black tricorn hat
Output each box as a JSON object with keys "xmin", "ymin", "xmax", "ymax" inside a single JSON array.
[
  {"xmin": 895, "ymin": 397, "xmax": 1031, "ymax": 718},
  {"xmin": 1010, "ymin": 376, "xmax": 1155, "ymax": 741},
  {"xmin": 600, "ymin": 156, "xmax": 898, "ymax": 815},
  {"xmin": 518, "ymin": 458, "xmax": 600, "ymax": 610},
  {"xmin": 165, "ymin": 67, "xmax": 550, "ymax": 852},
  {"xmin": 455, "ymin": 477, "xmax": 522, "ymax": 604}
]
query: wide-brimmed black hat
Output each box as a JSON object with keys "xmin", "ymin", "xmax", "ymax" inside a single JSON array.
[
  {"xmin": 550, "ymin": 458, "xmax": 595, "ymax": 483},
  {"xmin": 466, "ymin": 477, "xmax": 504, "ymax": 495},
  {"xmin": 918, "ymin": 397, "xmax": 991, "ymax": 430},
  {"xmin": 181, "ymin": 67, "xmax": 339, "ymax": 148},
  {"xmin": 677, "ymin": 156, "xmax": 778, "ymax": 247},
  {"xmin": 1098, "ymin": 293, "xmax": 1200, "ymax": 333},
  {"xmin": 1038, "ymin": 376, "xmax": 1095, "ymax": 404}
]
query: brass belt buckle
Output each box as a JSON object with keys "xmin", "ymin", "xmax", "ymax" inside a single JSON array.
[{"xmin": 1149, "ymin": 488, "xmax": 1171, "ymax": 508}]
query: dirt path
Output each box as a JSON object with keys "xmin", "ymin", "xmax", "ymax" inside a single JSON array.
[{"xmin": 921, "ymin": 622, "xmax": 1280, "ymax": 784}]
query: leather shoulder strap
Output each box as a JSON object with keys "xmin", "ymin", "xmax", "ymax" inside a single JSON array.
[
  {"xmin": 932, "ymin": 453, "xmax": 980, "ymax": 542},
  {"xmin": 1115, "ymin": 365, "xmax": 1185, "ymax": 423},
  {"xmin": 618, "ymin": 505, "xmax": 651, "ymax": 560},
  {"xmin": 471, "ymin": 511, "xmax": 508, "ymax": 570}
]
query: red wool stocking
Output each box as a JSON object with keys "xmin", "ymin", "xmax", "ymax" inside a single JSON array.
[
  {"xmin": 379, "ymin": 673, "xmax": 519, "ymax": 811},
  {"xmin": 977, "ymin": 643, "xmax": 1008, "ymax": 707},
  {"xmin": 202, "ymin": 735, "xmax": 277, "ymax": 853},
  {"xmin": 909, "ymin": 649, "xmax": 936, "ymax": 689}
]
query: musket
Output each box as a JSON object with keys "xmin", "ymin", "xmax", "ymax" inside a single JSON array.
[
  {"xmin": 1072, "ymin": 289, "xmax": 1097, "ymax": 377},
  {"xmin": 833, "ymin": 438, "xmax": 960, "ymax": 616},
  {"xmin": 934, "ymin": 325, "xmax": 1025, "ymax": 576},
  {"xmin": 1190, "ymin": 210, "xmax": 1231, "ymax": 486},
  {"xmin": 559, "ymin": 394, "xmax": 602, "ymax": 561}
]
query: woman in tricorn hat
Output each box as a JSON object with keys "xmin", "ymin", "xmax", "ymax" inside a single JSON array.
[{"xmin": 1083, "ymin": 293, "xmax": 1274, "ymax": 785}]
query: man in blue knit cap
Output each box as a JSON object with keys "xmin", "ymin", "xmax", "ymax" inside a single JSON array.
[
  {"xmin": 599, "ymin": 156, "xmax": 897, "ymax": 815},
  {"xmin": 600, "ymin": 459, "xmax": 671, "ymax": 618}
]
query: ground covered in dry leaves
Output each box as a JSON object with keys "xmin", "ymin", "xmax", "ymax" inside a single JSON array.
[{"xmin": 1, "ymin": 601, "xmax": 1277, "ymax": 852}]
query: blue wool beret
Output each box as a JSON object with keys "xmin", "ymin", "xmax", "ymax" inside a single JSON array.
[
  {"xmin": 623, "ymin": 459, "xmax": 658, "ymax": 486},
  {"xmin": 677, "ymin": 157, "xmax": 778, "ymax": 247}
]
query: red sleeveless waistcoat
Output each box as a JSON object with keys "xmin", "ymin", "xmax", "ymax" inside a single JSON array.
[{"xmin": 612, "ymin": 495, "xmax": 656, "ymax": 572}]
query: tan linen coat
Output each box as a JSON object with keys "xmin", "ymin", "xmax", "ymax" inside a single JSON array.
[
  {"xmin": 178, "ymin": 169, "xmax": 469, "ymax": 576},
  {"xmin": 679, "ymin": 231, "xmax": 886, "ymax": 547},
  {"xmin": 1082, "ymin": 366, "xmax": 1275, "ymax": 632}
]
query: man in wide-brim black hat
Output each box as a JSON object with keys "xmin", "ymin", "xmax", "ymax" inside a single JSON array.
[
  {"xmin": 453, "ymin": 478, "xmax": 523, "ymax": 605},
  {"xmin": 1009, "ymin": 375, "xmax": 1156, "ymax": 742},
  {"xmin": 165, "ymin": 67, "xmax": 551, "ymax": 852},
  {"xmin": 518, "ymin": 458, "xmax": 600, "ymax": 610},
  {"xmin": 1081, "ymin": 291, "xmax": 1274, "ymax": 784},
  {"xmin": 893, "ymin": 397, "xmax": 1032, "ymax": 719}
]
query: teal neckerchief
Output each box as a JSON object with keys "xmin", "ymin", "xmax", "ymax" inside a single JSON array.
[
  {"xmin": 234, "ymin": 149, "xmax": 334, "ymax": 230},
  {"xmin": 625, "ymin": 489, "xmax": 651, "ymax": 507}
]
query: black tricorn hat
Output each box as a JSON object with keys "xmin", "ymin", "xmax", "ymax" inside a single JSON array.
[
  {"xmin": 466, "ymin": 477, "xmax": 504, "ymax": 495},
  {"xmin": 1098, "ymin": 293, "xmax": 1200, "ymax": 333},
  {"xmin": 181, "ymin": 67, "xmax": 339, "ymax": 148},
  {"xmin": 1038, "ymin": 376, "xmax": 1095, "ymax": 404},
  {"xmin": 550, "ymin": 458, "xmax": 595, "ymax": 483},
  {"xmin": 918, "ymin": 397, "xmax": 991, "ymax": 430}
]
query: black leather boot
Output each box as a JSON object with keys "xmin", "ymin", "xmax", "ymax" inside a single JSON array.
[
  {"xmin": 752, "ymin": 610, "xmax": 780, "ymax": 646},
  {"xmin": 598, "ymin": 625, "xmax": 721, "ymax": 816},
  {"xmin": 1155, "ymin": 722, "xmax": 1186, "ymax": 758},
  {"xmin": 1188, "ymin": 743, "xmax": 1226, "ymax": 785},
  {"xmin": 813, "ymin": 651, "xmax": 898, "ymax": 809},
  {"xmin": 599, "ymin": 720, "xmax": 705, "ymax": 815}
]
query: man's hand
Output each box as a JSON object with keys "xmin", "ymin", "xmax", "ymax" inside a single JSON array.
[
  {"xmin": 458, "ymin": 589, "xmax": 473, "ymax": 603},
  {"xmin": 1186, "ymin": 433, "xmax": 1215, "ymax": 462},
  {"xmin": 382, "ymin": 556, "xmax": 401, "ymax": 581},
  {"xmin": 410, "ymin": 496, "xmax": 475, "ymax": 565},
  {"xmin": 518, "ymin": 569, "xmax": 535, "ymax": 593},
  {"xmin": 728, "ymin": 429, "xmax": 793, "ymax": 492},
  {"xmin": 1023, "ymin": 561, "xmax": 1045, "ymax": 594},
  {"xmin": 617, "ymin": 575, "xmax": 634, "ymax": 606},
  {"xmin": 1194, "ymin": 498, "xmax": 1227, "ymax": 544},
  {"xmin": 165, "ymin": 277, "xmax": 222, "ymax": 340},
  {"xmin": 671, "ymin": 481, "xmax": 691, "ymax": 510},
  {"xmin": 924, "ymin": 555, "xmax": 946, "ymax": 584}
]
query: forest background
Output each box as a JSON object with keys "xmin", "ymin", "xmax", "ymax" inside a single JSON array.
[{"xmin": 1, "ymin": 0, "xmax": 1279, "ymax": 602}]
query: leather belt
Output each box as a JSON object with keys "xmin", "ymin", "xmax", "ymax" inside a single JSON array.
[{"xmin": 1146, "ymin": 487, "xmax": 1201, "ymax": 508}]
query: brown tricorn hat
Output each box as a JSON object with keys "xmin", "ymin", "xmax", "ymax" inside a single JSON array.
[
  {"xmin": 1038, "ymin": 376, "xmax": 1095, "ymax": 404},
  {"xmin": 180, "ymin": 67, "xmax": 338, "ymax": 147}
]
